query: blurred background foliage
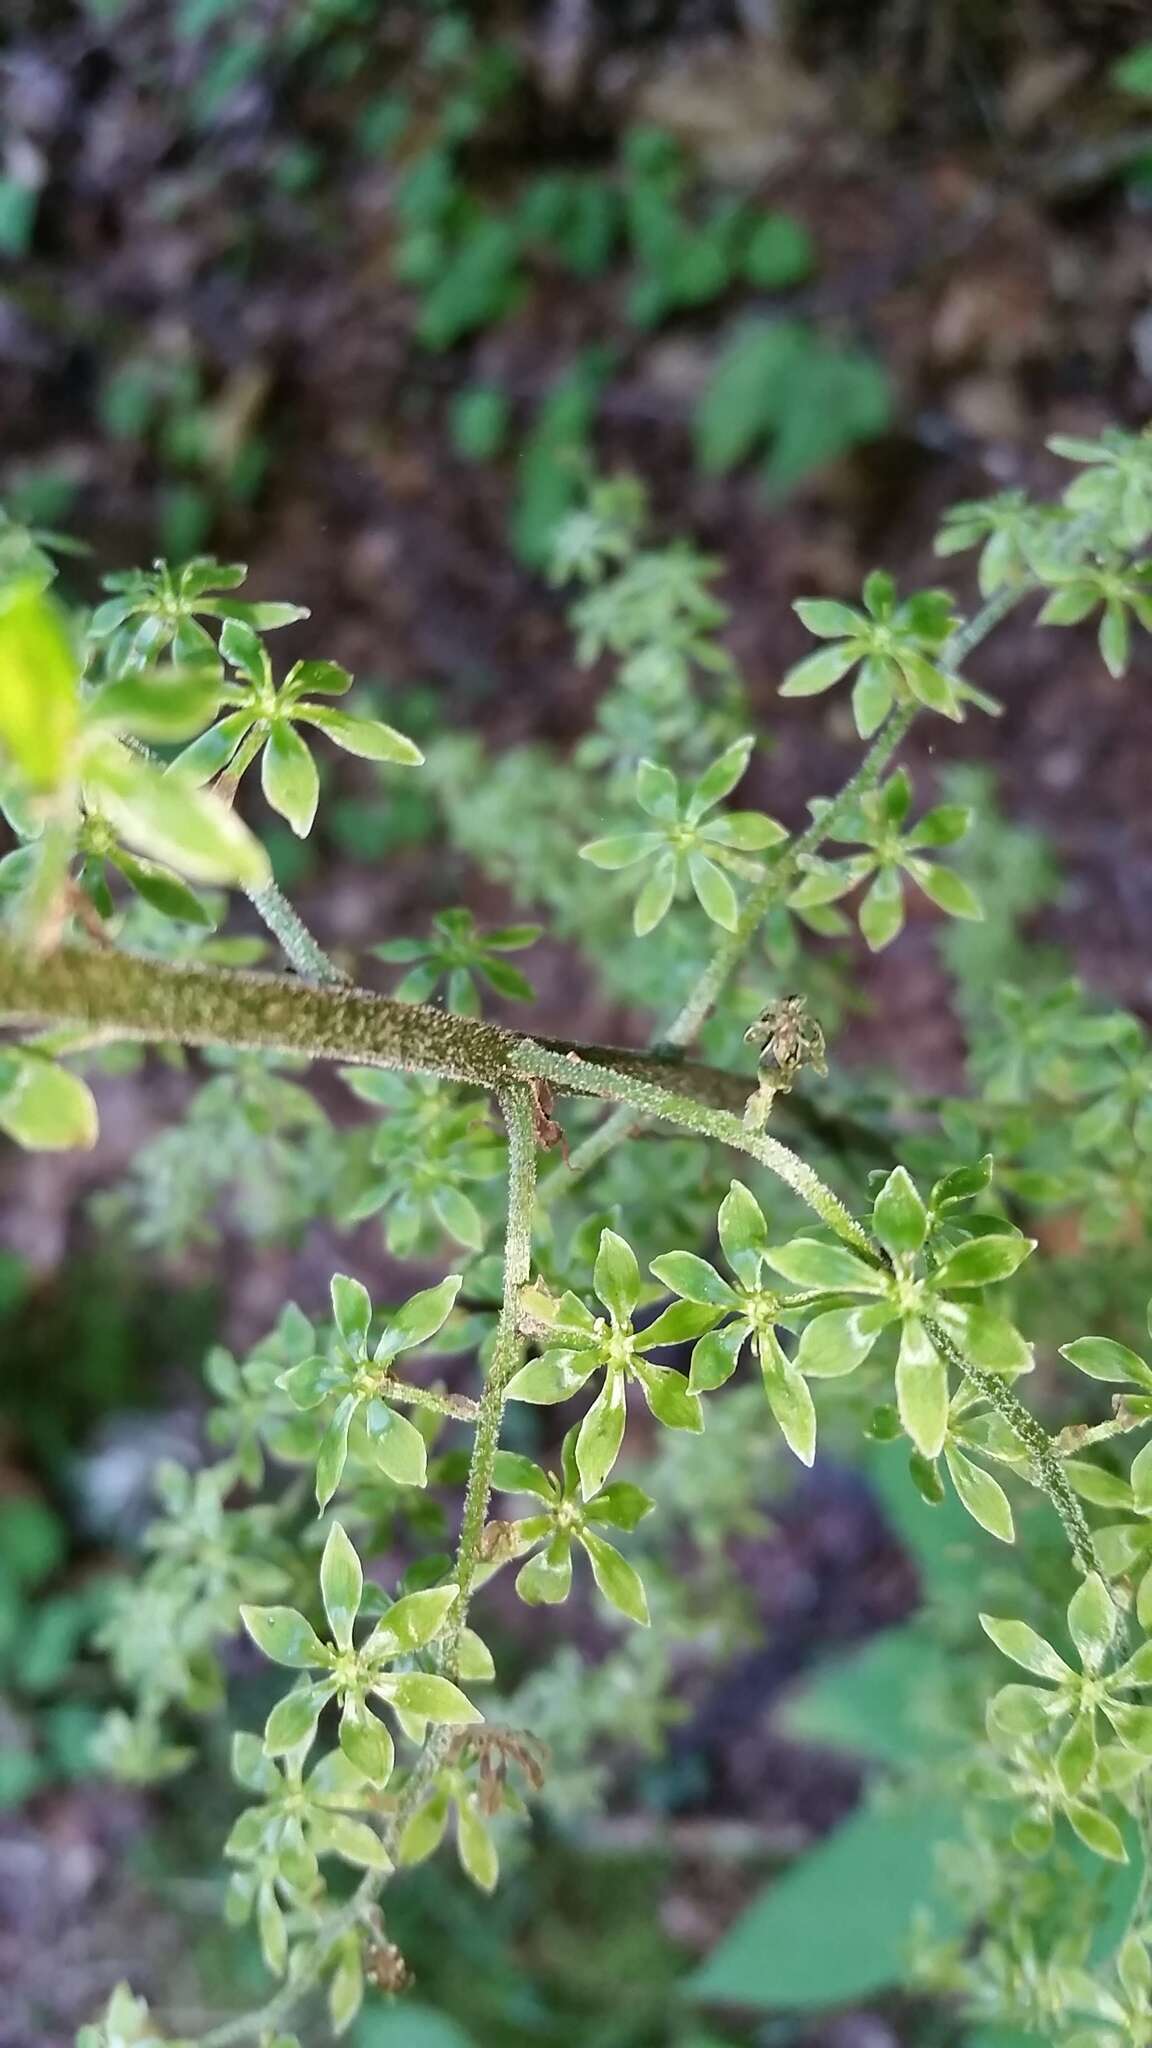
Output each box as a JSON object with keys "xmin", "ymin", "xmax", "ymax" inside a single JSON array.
[{"xmin": 3, "ymin": 1, "xmax": 1152, "ymax": 2043}]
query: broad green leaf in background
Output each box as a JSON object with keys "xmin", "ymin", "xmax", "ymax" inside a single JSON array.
[
  {"xmin": 690, "ymin": 1798, "xmax": 964, "ymax": 2010},
  {"xmin": 0, "ymin": 579, "xmax": 79, "ymax": 789}
]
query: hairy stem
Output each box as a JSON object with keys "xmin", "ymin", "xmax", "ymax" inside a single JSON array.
[
  {"xmin": 926, "ymin": 1317, "xmax": 1098, "ymax": 1580},
  {"xmin": 244, "ymin": 879, "xmax": 349, "ymax": 986},
  {"xmin": 445, "ymin": 1083, "xmax": 536, "ymax": 1668}
]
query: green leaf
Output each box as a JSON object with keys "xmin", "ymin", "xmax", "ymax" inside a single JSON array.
[
  {"xmin": 367, "ymin": 1584, "xmax": 458, "ymax": 1656},
  {"xmin": 457, "ymin": 1800, "xmax": 499, "ymax": 1893},
  {"xmin": 688, "ymin": 852, "xmax": 739, "ymax": 930},
  {"xmin": 315, "ymin": 1812, "xmax": 392, "ymax": 1872},
  {"xmin": 339, "ymin": 1701, "xmax": 394, "ymax": 1784},
  {"xmin": 296, "ymin": 707, "xmax": 423, "ymax": 764},
  {"xmin": 906, "ymin": 859, "xmax": 983, "ymax": 921},
  {"xmin": 1066, "ymin": 1801, "xmax": 1128, "ymax": 1863},
  {"xmin": 0, "ymin": 580, "xmax": 78, "ymax": 789},
  {"xmin": 857, "ymin": 866, "xmax": 904, "ymax": 951},
  {"xmin": 261, "ymin": 721, "xmax": 319, "ymax": 838},
  {"xmin": 383, "ymin": 1273, "xmax": 462, "ymax": 1354},
  {"xmin": 110, "ymin": 851, "xmax": 214, "ymax": 926},
  {"xmin": 637, "ymin": 1300, "xmax": 722, "ymax": 1347},
  {"xmin": 580, "ymin": 1528, "xmax": 649, "ymax": 1625},
  {"xmin": 931, "ymin": 1233, "xmax": 1035, "ymax": 1290},
  {"xmin": 576, "ymin": 1371, "xmax": 627, "ymax": 1498},
  {"xmin": 763, "ymin": 1239, "xmax": 886, "ymax": 1292},
  {"xmin": 635, "ymin": 758, "xmax": 679, "ymax": 819},
  {"xmin": 793, "ymin": 599, "xmax": 863, "ymax": 639},
  {"xmin": 718, "ymin": 1179, "xmax": 768, "ymax": 1283},
  {"xmin": 1059, "ymin": 1337, "xmax": 1152, "ymax": 1387},
  {"xmin": 779, "ymin": 645, "xmax": 857, "ymax": 697},
  {"xmin": 895, "ymin": 1318, "xmax": 948, "ymax": 1459},
  {"xmin": 1067, "ymin": 1573, "xmax": 1117, "ymax": 1673},
  {"xmin": 795, "ymin": 1305, "xmax": 889, "ymax": 1378},
  {"xmin": 86, "ymin": 673, "xmax": 223, "ymax": 744},
  {"xmin": 979, "ymin": 1613, "xmax": 1072, "ymax": 1681},
  {"xmin": 505, "ymin": 1351, "xmax": 598, "ymax": 1404},
  {"xmin": 89, "ymin": 738, "xmax": 270, "ymax": 886},
  {"xmin": 240, "ymin": 1605, "xmax": 327, "ymax": 1669},
  {"xmin": 383, "ymin": 1673, "xmax": 481, "ymax": 1724},
  {"xmin": 944, "ymin": 1446, "xmax": 1014, "ymax": 1543},
  {"xmin": 315, "ymin": 1393, "xmax": 356, "ymax": 1510},
  {"xmin": 579, "ymin": 832, "xmax": 661, "ymax": 869},
  {"xmin": 594, "ymin": 1228, "xmax": 640, "ymax": 1323},
  {"xmin": 365, "ymin": 1402, "xmax": 428, "ymax": 1488},
  {"xmin": 649, "ymin": 1251, "xmax": 737, "ymax": 1308},
  {"xmin": 331, "ymin": 1274, "xmax": 372, "ymax": 1349},
  {"xmin": 320, "ymin": 1523, "xmax": 362, "ymax": 1652},
  {"xmin": 633, "ymin": 851, "xmax": 678, "ymax": 935},
  {"xmin": 636, "ymin": 1360, "xmax": 703, "ymax": 1432},
  {"xmin": 491, "ymin": 1452, "xmax": 554, "ymax": 1500},
  {"xmin": 852, "ymin": 657, "xmax": 895, "ymax": 737},
  {"xmin": 690, "ymin": 1798, "xmax": 964, "ymax": 2009},
  {"xmin": 0, "ymin": 1055, "xmax": 98, "ymax": 1151},
  {"xmin": 585, "ymin": 1480, "xmax": 654, "ymax": 1532},
  {"xmin": 689, "ymin": 736, "xmax": 753, "ymax": 813},
  {"xmin": 761, "ymin": 1339, "xmax": 817, "ymax": 1465},
  {"xmin": 871, "ymin": 1167, "xmax": 927, "ymax": 1258},
  {"xmin": 516, "ymin": 1539, "xmax": 574, "ymax": 1606},
  {"xmin": 264, "ymin": 1684, "xmax": 325, "ymax": 1755},
  {"xmin": 688, "ymin": 1322, "xmax": 747, "ymax": 1393}
]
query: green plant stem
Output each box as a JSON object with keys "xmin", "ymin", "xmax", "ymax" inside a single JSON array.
[
  {"xmin": 926, "ymin": 1317, "xmax": 1098, "ymax": 1580},
  {"xmin": 382, "ymin": 1379, "xmax": 480, "ymax": 1423},
  {"xmin": 0, "ymin": 940, "xmax": 751, "ymax": 1114},
  {"xmin": 445, "ymin": 1083, "xmax": 536, "ymax": 1668},
  {"xmin": 512, "ymin": 1039, "xmax": 872, "ymax": 1254},
  {"xmin": 244, "ymin": 880, "xmax": 349, "ymax": 986}
]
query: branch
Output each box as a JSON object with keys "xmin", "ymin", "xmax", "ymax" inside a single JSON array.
[{"xmin": 0, "ymin": 940, "xmax": 751, "ymax": 1116}]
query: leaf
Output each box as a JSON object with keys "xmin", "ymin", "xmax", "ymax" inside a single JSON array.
[
  {"xmin": 315, "ymin": 1812, "xmax": 392, "ymax": 1872},
  {"xmin": 944, "ymin": 1446, "xmax": 1014, "ymax": 1544},
  {"xmin": 979, "ymin": 1614, "xmax": 1072, "ymax": 1681},
  {"xmin": 633, "ymin": 851, "xmax": 678, "ymax": 935},
  {"xmin": 296, "ymin": 707, "xmax": 423, "ymax": 764},
  {"xmin": 689, "ymin": 736, "xmax": 754, "ymax": 813},
  {"xmin": 110, "ymin": 851, "xmax": 214, "ymax": 926},
  {"xmin": 367, "ymin": 1584, "xmax": 458, "ymax": 1656},
  {"xmin": 261, "ymin": 721, "xmax": 319, "ymax": 838},
  {"xmin": 931, "ymin": 1233, "xmax": 1035, "ymax": 1290},
  {"xmin": 580, "ymin": 1528, "xmax": 649, "ymax": 1625},
  {"xmin": 718, "ymin": 1179, "xmax": 768, "ymax": 1283},
  {"xmin": 504, "ymin": 1351, "xmax": 598, "ymax": 1403},
  {"xmin": 0, "ymin": 1056, "xmax": 98, "ymax": 1151},
  {"xmin": 456, "ymin": 1800, "xmax": 499, "ymax": 1892},
  {"xmin": 795, "ymin": 1305, "xmax": 889, "ymax": 1379},
  {"xmin": 331, "ymin": 1274, "xmax": 372, "ymax": 1349},
  {"xmin": 762, "ymin": 1239, "xmax": 886, "ymax": 1292},
  {"xmin": 338, "ymin": 1701, "xmax": 394, "ymax": 1785},
  {"xmin": 638, "ymin": 1300, "xmax": 722, "ymax": 1348},
  {"xmin": 689, "ymin": 1322, "xmax": 747, "ymax": 1393},
  {"xmin": 0, "ymin": 580, "xmax": 78, "ymax": 789},
  {"xmin": 315, "ymin": 1394, "xmax": 357, "ymax": 1510},
  {"xmin": 907, "ymin": 859, "xmax": 983, "ymax": 921},
  {"xmin": 576, "ymin": 1371, "xmax": 627, "ymax": 1499},
  {"xmin": 516, "ymin": 1538, "xmax": 574, "ymax": 1606},
  {"xmin": 779, "ymin": 645, "xmax": 858, "ymax": 697},
  {"xmin": 594, "ymin": 1228, "xmax": 640, "ymax": 1323},
  {"xmin": 86, "ymin": 673, "xmax": 224, "ymax": 744},
  {"xmin": 1059, "ymin": 1337, "xmax": 1152, "ymax": 1387},
  {"xmin": 871, "ymin": 1167, "xmax": 928, "ymax": 1258},
  {"xmin": 1066, "ymin": 1801, "xmax": 1128, "ymax": 1863},
  {"xmin": 240, "ymin": 1605, "xmax": 327, "ymax": 1669},
  {"xmin": 491, "ymin": 1451, "xmax": 554, "ymax": 1500},
  {"xmin": 382, "ymin": 1274, "xmax": 463, "ymax": 1356},
  {"xmin": 895, "ymin": 1318, "xmax": 948, "ymax": 1459},
  {"xmin": 264, "ymin": 1684, "xmax": 325, "ymax": 1756},
  {"xmin": 88, "ymin": 739, "xmax": 269, "ymax": 886},
  {"xmin": 793, "ymin": 599, "xmax": 863, "ymax": 639},
  {"xmin": 635, "ymin": 758, "xmax": 679, "ymax": 819},
  {"xmin": 384, "ymin": 1673, "xmax": 482, "ymax": 1724},
  {"xmin": 690, "ymin": 1798, "xmax": 964, "ymax": 2009},
  {"xmin": 584, "ymin": 1480, "xmax": 654, "ymax": 1532},
  {"xmin": 365, "ymin": 1401, "xmax": 428, "ymax": 1488},
  {"xmin": 320, "ymin": 1523, "xmax": 362, "ymax": 1652},
  {"xmin": 688, "ymin": 852, "xmax": 739, "ymax": 930},
  {"xmin": 580, "ymin": 831, "xmax": 662, "ymax": 870},
  {"xmin": 857, "ymin": 865, "xmax": 904, "ymax": 951},
  {"xmin": 636, "ymin": 1361, "xmax": 703, "ymax": 1432},
  {"xmin": 761, "ymin": 1340, "xmax": 817, "ymax": 1465},
  {"xmin": 1067, "ymin": 1573, "xmax": 1117, "ymax": 1673},
  {"xmin": 649, "ymin": 1251, "xmax": 737, "ymax": 1308}
]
